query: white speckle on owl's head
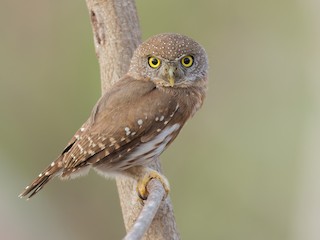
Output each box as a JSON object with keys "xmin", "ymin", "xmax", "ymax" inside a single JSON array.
[{"xmin": 128, "ymin": 33, "xmax": 208, "ymax": 87}]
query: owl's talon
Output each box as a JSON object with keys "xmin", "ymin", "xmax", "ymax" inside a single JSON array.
[{"xmin": 137, "ymin": 170, "xmax": 170, "ymax": 201}]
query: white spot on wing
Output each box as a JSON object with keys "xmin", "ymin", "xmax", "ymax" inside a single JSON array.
[
  {"xmin": 125, "ymin": 127, "xmax": 131, "ymax": 136},
  {"xmin": 98, "ymin": 142, "xmax": 105, "ymax": 149},
  {"xmin": 137, "ymin": 119, "xmax": 143, "ymax": 125},
  {"xmin": 77, "ymin": 144, "xmax": 84, "ymax": 153},
  {"xmin": 88, "ymin": 149, "xmax": 95, "ymax": 156}
]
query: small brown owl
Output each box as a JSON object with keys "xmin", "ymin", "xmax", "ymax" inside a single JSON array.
[{"xmin": 19, "ymin": 33, "xmax": 208, "ymax": 199}]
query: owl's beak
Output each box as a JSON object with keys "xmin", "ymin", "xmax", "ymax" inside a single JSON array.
[{"xmin": 167, "ymin": 67, "xmax": 175, "ymax": 87}]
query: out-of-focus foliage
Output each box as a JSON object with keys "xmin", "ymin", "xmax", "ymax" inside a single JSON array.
[{"xmin": 1, "ymin": 0, "xmax": 319, "ymax": 239}]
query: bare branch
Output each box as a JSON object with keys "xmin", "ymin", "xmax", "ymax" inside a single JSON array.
[
  {"xmin": 117, "ymin": 161, "xmax": 180, "ymax": 240},
  {"xmin": 123, "ymin": 179, "xmax": 165, "ymax": 240},
  {"xmin": 85, "ymin": 0, "xmax": 141, "ymax": 94},
  {"xmin": 84, "ymin": 0, "xmax": 180, "ymax": 239}
]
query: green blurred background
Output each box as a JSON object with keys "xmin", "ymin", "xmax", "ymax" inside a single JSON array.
[{"xmin": 1, "ymin": 0, "xmax": 319, "ymax": 239}]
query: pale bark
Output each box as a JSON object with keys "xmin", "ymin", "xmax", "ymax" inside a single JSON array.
[
  {"xmin": 123, "ymin": 178, "xmax": 165, "ymax": 240},
  {"xmin": 84, "ymin": 0, "xmax": 180, "ymax": 239}
]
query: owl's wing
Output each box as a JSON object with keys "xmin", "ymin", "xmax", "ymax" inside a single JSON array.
[{"xmin": 60, "ymin": 76, "xmax": 183, "ymax": 176}]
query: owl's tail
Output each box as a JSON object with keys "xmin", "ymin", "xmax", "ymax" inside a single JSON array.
[{"xmin": 19, "ymin": 158, "xmax": 62, "ymax": 200}]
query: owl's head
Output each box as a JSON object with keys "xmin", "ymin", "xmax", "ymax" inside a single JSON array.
[{"xmin": 128, "ymin": 33, "xmax": 208, "ymax": 88}]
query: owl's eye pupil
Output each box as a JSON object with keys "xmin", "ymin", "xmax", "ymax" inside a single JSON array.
[
  {"xmin": 152, "ymin": 58, "xmax": 158, "ymax": 65},
  {"xmin": 183, "ymin": 58, "xmax": 190, "ymax": 65}
]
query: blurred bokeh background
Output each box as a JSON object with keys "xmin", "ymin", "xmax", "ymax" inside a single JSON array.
[{"xmin": 1, "ymin": 0, "xmax": 320, "ymax": 239}]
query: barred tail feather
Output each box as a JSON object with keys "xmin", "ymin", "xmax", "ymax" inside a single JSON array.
[{"xmin": 19, "ymin": 160, "xmax": 62, "ymax": 200}]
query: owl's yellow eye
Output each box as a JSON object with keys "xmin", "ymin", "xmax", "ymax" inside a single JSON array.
[
  {"xmin": 148, "ymin": 57, "xmax": 161, "ymax": 68},
  {"xmin": 181, "ymin": 55, "xmax": 194, "ymax": 68}
]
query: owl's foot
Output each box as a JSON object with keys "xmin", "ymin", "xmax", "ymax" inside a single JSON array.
[{"xmin": 137, "ymin": 170, "xmax": 170, "ymax": 201}]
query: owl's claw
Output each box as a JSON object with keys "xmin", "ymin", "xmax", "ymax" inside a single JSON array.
[{"xmin": 137, "ymin": 170, "xmax": 170, "ymax": 201}]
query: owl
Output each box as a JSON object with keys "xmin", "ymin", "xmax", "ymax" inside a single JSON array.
[{"xmin": 19, "ymin": 33, "xmax": 208, "ymax": 199}]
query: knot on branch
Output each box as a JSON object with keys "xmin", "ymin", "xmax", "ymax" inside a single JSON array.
[{"xmin": 90, "ymin": 10, "xmax": 105, "ymax": 45}]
